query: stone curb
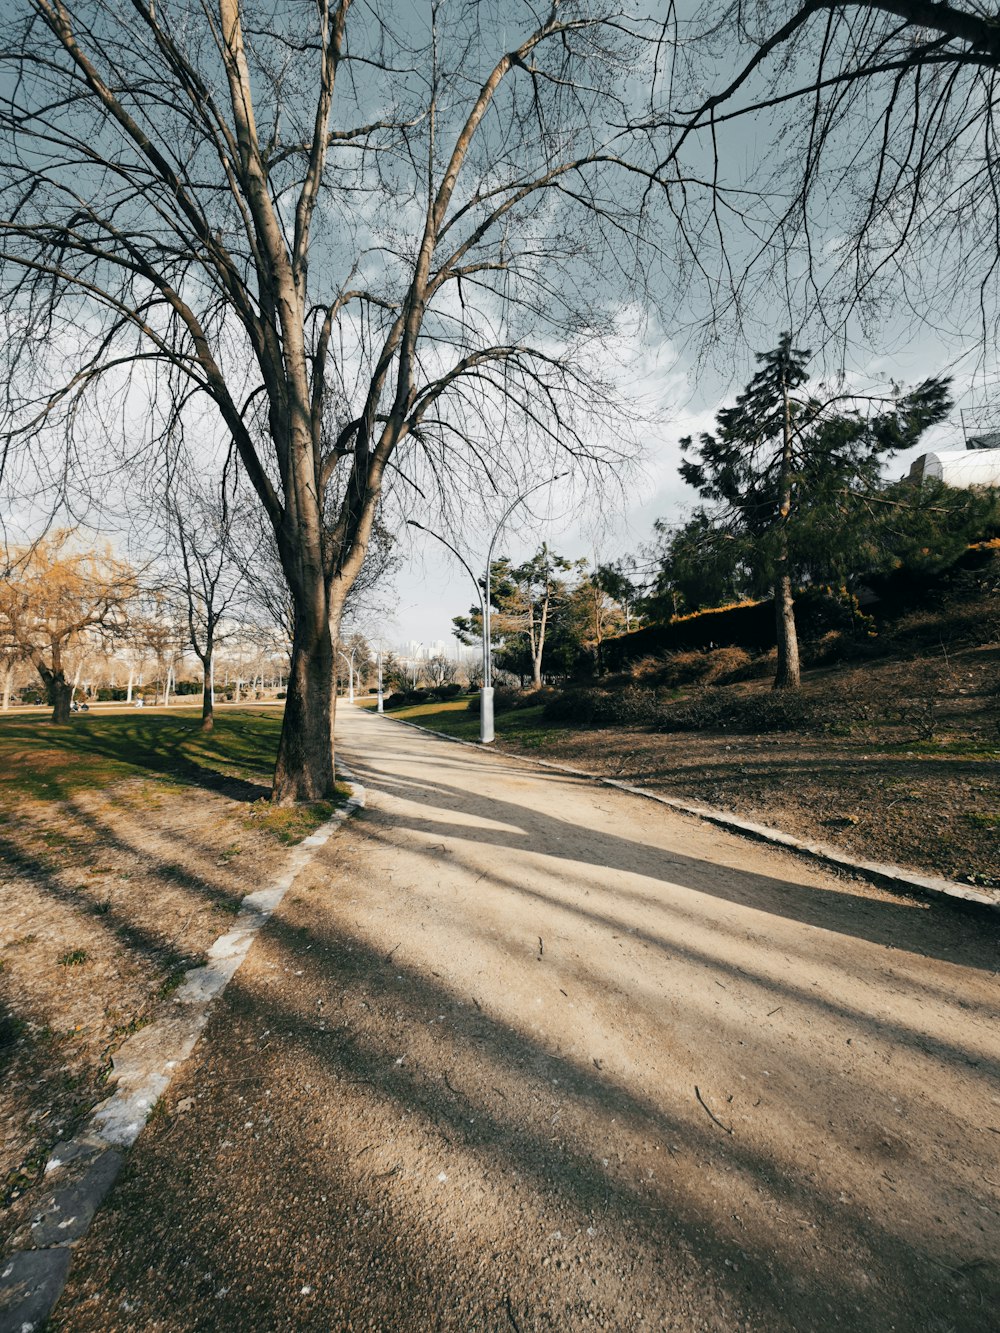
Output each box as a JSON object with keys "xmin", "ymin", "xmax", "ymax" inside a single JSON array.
[
  {"xmin": 0, "ymin": 771, "xmax": 366, "ymax": 1333},
  {"xmin": 381, "ymin": 713, "xmax": 999, "ymax": 915}
]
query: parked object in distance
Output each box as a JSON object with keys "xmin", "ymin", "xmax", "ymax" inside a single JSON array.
[{"xmin": 908, "ymin": 447, "xmax": 1000, "ymax": 488}]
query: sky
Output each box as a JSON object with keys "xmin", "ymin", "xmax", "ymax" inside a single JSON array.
[
  {"xmin": 2, "ymin": 1, "xmax": 996, "ymax": 648},
  {"xmin": 372, "ymin": 332, "xmax": 973, "ymax": 648}
]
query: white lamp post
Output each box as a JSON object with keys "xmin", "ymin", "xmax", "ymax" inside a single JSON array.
[
  {"xmin": 406, "ymin": 472, "xmax": 567, "ymax": 744},
  {"xmin": 337, "ymin": 646, "xmax": 358, "ymax": 703}
]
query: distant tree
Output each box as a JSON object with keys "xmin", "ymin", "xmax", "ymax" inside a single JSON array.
[
  {"xmin": 455, "ymin": 546, "xmax": 578, "ymax": 688},
  {"xmin": 0, "ymin": 531, "xmax": 137, "ymax": 722},
  {"xmin": 866, "ymin": 478, "xmax": 1000, "ymax": 575},
  {"xmin": 164, "ymin": 457, "xmax": 256, "ymax": 732},
  {"xmin": 641, "ymin": 513, "xmax": 752, "ymax": 619},
  {"xmin": 427, "ymin": 655, "xmax": 459, "ymax": 687},
  {"xmin": 336, "ymin": 632, "xmax": 372, "ymax": 697},
  {"xmin": 380, "ymin": 652, "xmax": 411, "ymax": 695},
  {"xmin": 679, "ymin": 334, "xmax": 951, "ymax": 687},
  {"xmin": 1, "ymin": 644, "xmax": 29, "ymax": 711},
  {"xmin": 593, "ymin": 561, "xmax": 643, "ymax": 634},
  {"xmin": 570, "ymin": 561, "xmax": 641, "ymax": 674},
  {"xmin": 132, "ymin": 589, "xmax": 186, "ymax": 707}
]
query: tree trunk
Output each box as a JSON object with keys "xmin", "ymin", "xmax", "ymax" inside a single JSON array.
[
  {"xmin": 126, "ymin": 668, "xmax": 134, "ymax": 704},
  {"xmin": 531, "ymin": 595, "xmax": 549, "ymax": 689},
  {"xmin": 2, "ymin": 662, "xmax": 12, "ymax": 711},
  {"xmin": 772, "ymin": 571, "xmax": 800, "ymax": 690},
  {"xmin": 272, "ymin": 589, "xmax": 337, "ymax": 803},
  {"xmin": 773, "ymin": 369, "xmax": 801, "ymax": 691},
  {"xmin": 48, "ymin": 673, "xmax": 73, "ymax": 723},
  {"xmin": 201, "ymin": 659, "xmax": 214, "ymax": 732}
]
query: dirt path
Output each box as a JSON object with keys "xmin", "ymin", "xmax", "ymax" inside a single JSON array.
[{"xmin": 53, "ymin": 707, "xmax": 999, "ymax": 1331}]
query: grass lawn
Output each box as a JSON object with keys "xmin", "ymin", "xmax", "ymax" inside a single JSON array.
[
  {"xmin": 0, "ymin": 707, "xmax": 351, "ymax": 839},
  {"xmin": 377, "ymin": 697, "xmax": 566, "ymax": 747}
]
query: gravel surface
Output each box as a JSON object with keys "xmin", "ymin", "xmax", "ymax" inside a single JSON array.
[
  {"xmin": 52, "ymin": 707, "xmax": 1000, "ymax": 1331},
  {"xmin": 0, "ymin": 776, "xmax": 296, "ymax": 1248}
]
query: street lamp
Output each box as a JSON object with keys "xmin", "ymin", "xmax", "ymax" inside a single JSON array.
[
  {"xmin": 406, "ymin": 472, "xmax": 568, "ymax": 744},
  {"xmin": 337, "ymin": 646, "xmax": 358, "ymax": 703}
]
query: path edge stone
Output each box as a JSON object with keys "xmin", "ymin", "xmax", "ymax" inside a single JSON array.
[{"xmin": 0, "ymin": 768, "xmax": 366, "ymax": 1333}]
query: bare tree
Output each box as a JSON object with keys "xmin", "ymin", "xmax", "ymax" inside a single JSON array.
[
  {"xmin": 0, "ymin": 2, "xmax": 666, "ymax": 800},
  {"xmin": 658, "ymin": 1, "xmax": 1000, "ymax": 358},
  {"xmin": 162, "ymin": 451, "xmax": 255, "ymax": 731},
  {"xmin": 132, "ymin": 588, "xmax": 186, "ymax": 706}
]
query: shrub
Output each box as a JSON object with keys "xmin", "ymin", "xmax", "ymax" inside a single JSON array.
[
  {"xmin": 543, "ymin": 688, "xmax": 600, "ymax": 724},
  {"xmin": 467, "ymin": 685, "xmax": 521, "ymax": 716},
  {"xmin": 437, "ymin": 682, "xmax": 464, "ymax": 699},
  {"xmin": 701, "ymin": 646, "xmax": 752, "ymax": 684},
  {"xmin": 541, "ymin": 686, "xmax": 662, "ymax": 727},
  {"xmin": 514, "ymin": 685, "xmax": 560, "ymax": 709},
  {"xmin": 627, "ymin": 655, "xmax": 668, "ymax": 681},
  {"xmin": 655, "ymin": 688, "xmax": 815, "ymax": 734},
  {"xmin": 657, "ymin": 650, "xmax": 712, "ymax": 688}
]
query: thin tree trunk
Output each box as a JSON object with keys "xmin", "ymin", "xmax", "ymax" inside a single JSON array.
[
  {"xmin": 772, "ymin": 570, "xmax": 801, "ymax": 689},
  {"xmin": 201, "ymin": 656, "xmax": 214, "ymax": 732},
  {"xmin": 532, "ymin": 594, "xmax": 550, "ymax": 689},
  {"xmin": 272, "ymin": 584, "xmax": 337, "ymax": 803},
  {"xmin": 2, "ymin": 662, "xmax": 12, "ymax": 711},
  {"xmin": 773, "ymin": 370, "xmax": 801, "ymax": 690},
  {"xmin": 164, "ymin": 664, "xmax": 173, "ymax": 707},
  {"xmin": 126, "ymin": 668, "xmax": 134, "ymax": 704}
]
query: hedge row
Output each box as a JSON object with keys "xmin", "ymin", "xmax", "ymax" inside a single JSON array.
[{"xmin": 542, "ymin": 684, "xmax": 827, "ymax": 734}]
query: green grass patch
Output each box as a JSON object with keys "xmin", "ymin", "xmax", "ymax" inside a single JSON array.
[
  {"xmin": 964, "ymin": 811, "xmax": 1000, "ymax": 828},
  {"xmin": 0, "ymin": 707, "xmax": 286, "ymax": 802},
  {"xmin": 385, "ymin": 698, "xmax": 565, "ymax": 746},
  {"xmin": 57, "ymin": 949, "xmax": 88, "ymax": 967},
  {"xmin": 886, "ymin": 738, "xmax": 1000, "ymax": 759},
  {"xmin": 241, "ymin": 785, "xmax": 352, "ymax": 844}
]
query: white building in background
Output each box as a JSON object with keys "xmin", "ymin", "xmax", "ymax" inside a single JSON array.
[{"xmin": 908, "ymin": 447, "xmax": 1000, "ymax": 488}]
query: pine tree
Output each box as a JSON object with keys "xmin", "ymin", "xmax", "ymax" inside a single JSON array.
[{"xmin": 680, "ymin": 336, "xmax": 951, "ymax": 688}]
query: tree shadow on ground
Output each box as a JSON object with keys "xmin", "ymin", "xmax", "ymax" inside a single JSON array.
[
  {"xmin": 0, "ymin": 714, "xmax": 274, "ymax": 803},
  {"xmin": 345, "ymin": 751, "xmax": 999, "ymax": 976},
  {"xmin": 53, "ymin": 890, "xmax": 1000, "ymax": 1333}
]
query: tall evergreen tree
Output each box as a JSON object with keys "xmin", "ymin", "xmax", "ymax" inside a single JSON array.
[{"xmin": 679, "ymin": 335, "xmax": 951, "ymax": 687}]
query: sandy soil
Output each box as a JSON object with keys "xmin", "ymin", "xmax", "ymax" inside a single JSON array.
[
  {"xmin": 0, "ymin": 770, "xmax": 299, "ymax": 1250},
  {"xmin": 502, "ymin": 644, "xmax": 1000, "ymax": 891},
  {"xmin": 52, "ymin": 706, "xmax": 1000, "ymax": 1332}
]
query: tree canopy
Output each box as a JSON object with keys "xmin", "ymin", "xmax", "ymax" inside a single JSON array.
[
  {"xmin": 678, "ymin": 334, "xmax": 951, "ymax": 685},
  {"xmin": 0, "ymin": 0, "xmax": 670, "ymax": 798}
]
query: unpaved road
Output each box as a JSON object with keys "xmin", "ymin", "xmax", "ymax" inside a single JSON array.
[{"xmin": 54, "ymin": 707, "xmax": 1000, "ymax": 1331}]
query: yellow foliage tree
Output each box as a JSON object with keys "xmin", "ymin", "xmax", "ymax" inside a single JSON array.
[{"xmin": 0, "ymin": 532, "xmax": 137, "ymax": 723}]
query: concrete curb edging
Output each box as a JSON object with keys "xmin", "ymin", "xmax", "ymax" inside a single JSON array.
[
  {"xmin": 0, "ymin": 770, "xmax": 366, "ymax": 1333},
  {"xmin": 381, "ymin": 713, "xmax": 999, "ymax": 915}
]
